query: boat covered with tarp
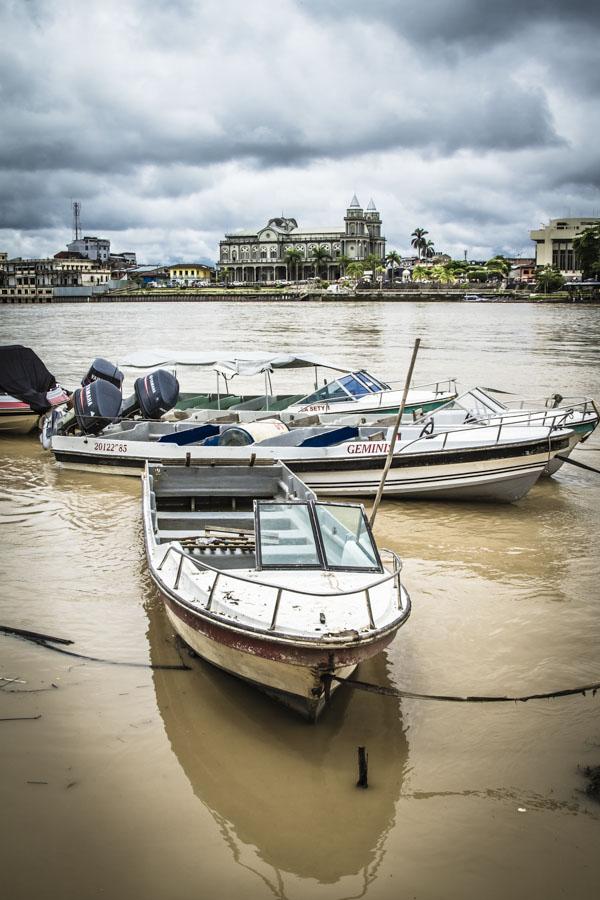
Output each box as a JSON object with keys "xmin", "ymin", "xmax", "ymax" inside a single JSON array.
[{"xmin": 0, "ymin": 345, "xmax": 69, "ymax": 434}]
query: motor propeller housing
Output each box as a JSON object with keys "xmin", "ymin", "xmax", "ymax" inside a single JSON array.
[
  {"xmin": 56, "ymin": 379, "xmax": 123, "ymax": 436},
  {"xmin": 81, "ymin": 358, "xmax": 124, "ymax": 390},
  {"xmin": 120, "ymin": 370, "xmax": 180, "ymax": 420}
]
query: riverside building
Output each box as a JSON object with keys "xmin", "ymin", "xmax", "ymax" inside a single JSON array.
[
  {"xmin": 219, "ymin": 196, "xmax": 385, "ymax": 284},
  {"xmin": 530, "ymin": 217, "xmax": 600, "ymax": 277}
]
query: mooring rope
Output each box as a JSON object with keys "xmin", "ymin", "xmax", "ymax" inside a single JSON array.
[
  {"xmin": 328, "ymin": 674, "xmax": 600, "ymax": 703},
  {"xmin": 0, "ymin": 625, "xmax": 190, "ymax": 670},
  {"xmin": 556, "ymin": 454, "xmax": 600, "ymax": 476}
]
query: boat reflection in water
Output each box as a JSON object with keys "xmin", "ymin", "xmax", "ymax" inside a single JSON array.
[{"xmin": 145, "ymin": 588, "xmax": 409, "ymax": 891}]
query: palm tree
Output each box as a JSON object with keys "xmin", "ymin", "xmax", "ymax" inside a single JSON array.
[
  {"xmin": 310, "ymin": 245, "xmax": 332, "ymax": 280},
  {"xmin": 423, "ymin": 240, "xmax": 435, "ymax": 260},
  {"xmin": 346, "ymin": 261, "xmax": 364, "ymax": 283},
  {"xmin": 411, "ymin": 264, "xmax": 429, "ymax": 282},
  {"xmin": 336, "ymin": 253, "xmax": 352, "ymax": 278},
  {"xmin": 536, "ymin": 265, "xmax": 564, "ymax": 293},
  {"xmin": 284, "ymin": 248, "xmax": 303, "ymax": 283},
  {"xmin": 410, "ymin": 228, "xmax": 429, "ymax": 260},
  {"xmin": 364, "ymin": 253, "xmax": 382, "ymax": 286},
  {"xmin": 386, "ymin": 250, "xmax": 402, "ymax": 287},
  {"xmin": 573, "ymin": 225, "xmax": 600, "ymax": 279}
]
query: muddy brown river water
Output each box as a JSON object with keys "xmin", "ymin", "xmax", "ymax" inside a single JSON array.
[{"xmin": 1, "ymin": 300, "xmax": 600, "ymax": 899}]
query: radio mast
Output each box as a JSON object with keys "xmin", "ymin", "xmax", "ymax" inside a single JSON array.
[{"xmin": 72, "ymin": 201, "xmax": 82, "ymax": 241}]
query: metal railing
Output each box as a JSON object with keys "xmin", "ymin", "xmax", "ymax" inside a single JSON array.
[
  {"xmin": 457, "ymin": 398, "xmax": 599, "ymax": 431},
  {"xmin": 156, "ymin": 544, "xmax": 406, "ymax": 635},
  {"xmin": 391, "ymin": 415, "xmax": 570, "ymax": 457}
]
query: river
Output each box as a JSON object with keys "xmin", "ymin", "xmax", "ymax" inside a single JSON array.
[{"xmin": 1, "ymin": 300, "xmax": 599, "ymax": 900}]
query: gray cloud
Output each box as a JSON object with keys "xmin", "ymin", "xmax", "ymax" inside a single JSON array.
[{"xmin": 0, "ymin": 0, "xmax": 598, "ymax": 262}]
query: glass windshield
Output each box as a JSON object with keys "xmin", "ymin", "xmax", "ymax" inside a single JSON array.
[
  {"xmin": 315, "ymin": 504, "xmax": 381, "ymax": 570},
  {"xmin": 357, "ymin": 371, "xmax": 389, "ymax": 392},
  {"xmin": 257, "ymin": 503, "xmax": 320, "ymax": 567},
  {"xmin": 298, "ymin": 380, "xmax": 350, "ymax": 404},
  {"xmin": 256, "ymin": 501, "xmax": 382, "ymax": 571},
  {"xmin": 338, "ymin": 374, "xmax": 370, "ymax": 397}
]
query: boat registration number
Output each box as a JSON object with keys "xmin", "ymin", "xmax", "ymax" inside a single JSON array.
[{"xmin": 93, "ymin": 441, "xmax": 129, "ymax": 453}]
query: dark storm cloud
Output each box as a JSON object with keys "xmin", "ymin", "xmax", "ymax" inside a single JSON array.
[{"xmin": 312, "ymin": 0, "xmax": 600, "ymax": 45}]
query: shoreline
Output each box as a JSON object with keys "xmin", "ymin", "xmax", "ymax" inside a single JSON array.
[{"xmin": 2, "ymin": 289, "xmax": 598, "ymax": 305}]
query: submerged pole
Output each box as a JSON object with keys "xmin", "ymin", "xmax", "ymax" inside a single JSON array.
[
  {"xmin": 369, "ymin": 338, "xmax": 421, "ymax": 526},
  {"xmin": 356, "ymin": 746, "xmax": 369, "ymax": 788}
]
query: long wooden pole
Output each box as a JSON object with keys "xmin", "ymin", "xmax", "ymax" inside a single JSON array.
[{"xmin": 369, "ymin": 338, "xmax": 421, "ymax": 526}]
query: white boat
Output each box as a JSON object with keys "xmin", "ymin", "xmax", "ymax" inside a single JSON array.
[
  {"xmin": 49, "ymin": 412, "xmax": 573, "ymax": 502},
  {"xmin": 120, "ymin": 350, "xmax": 458, "ymax": 418},
  {"xmin": 142, "ymin": 460, "xmax": 411, "ymax": 720},
  {"xmin": 407, "ymin": 387, "xmax": 599, "ymax": 475}
]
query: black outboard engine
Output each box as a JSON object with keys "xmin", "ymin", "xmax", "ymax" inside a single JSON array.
[
  {"xmin": 56, "ymin": 380, "xmax": 123, "ymax": 435},
  {"xmin": 120, "ymin": 370, "xmax": 179, "ymax": 420},
  {"xmin": 81, "ymin": 358, "xmax": 124, "ymax": 390}
]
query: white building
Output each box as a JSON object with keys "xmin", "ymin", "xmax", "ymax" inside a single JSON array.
[
  {"xmin": 530, "ymin": 217, "xmax": 600, "ymax": 276},
  {"xmin": 67, "ymin": 235, "xmax": 111, "ymax": 263},
  {"xmin": 219, "ymin": 196, "xmax": 385, "ymax": 284}
]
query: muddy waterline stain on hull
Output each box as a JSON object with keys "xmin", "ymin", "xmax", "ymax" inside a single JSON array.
[{"xmin": 1, "ymin": 301, "xmax": 600, "ymax": 900}]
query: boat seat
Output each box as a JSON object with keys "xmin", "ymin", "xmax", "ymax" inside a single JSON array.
[
  {"xmin": 158, "ymin": 424, "xmax": 220, "ymax": 445},
  {"xmin": 156, "ymin": 510, "xmax": 255, "ymax": 530},
  {"xmin": 266, "ymin": 394, "xmax": 305, "ymax": 410}
]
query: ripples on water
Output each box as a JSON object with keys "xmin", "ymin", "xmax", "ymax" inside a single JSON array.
[{"xmin": 1, "ymin": 302, "xmax": 599, "ymax": 900}]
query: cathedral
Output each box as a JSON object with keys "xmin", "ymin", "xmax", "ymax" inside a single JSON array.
[{"xmin": 219, "ymin": 195, "xmax": 385, "ymax": 283}]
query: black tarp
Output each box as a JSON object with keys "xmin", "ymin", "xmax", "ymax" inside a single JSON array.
[{"xmin": 0, "ymin": 345, "xmax": 57, "ymax": 413}]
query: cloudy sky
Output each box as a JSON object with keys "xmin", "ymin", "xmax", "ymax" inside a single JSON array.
[{"xmin": 1, "ymin": 0, "xmax": 599, "ymax": 264}]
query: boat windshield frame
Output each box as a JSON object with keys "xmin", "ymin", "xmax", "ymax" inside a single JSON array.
[{"xmin": 254, "ymin": 500, "xmax": 383, "ymax": 573}]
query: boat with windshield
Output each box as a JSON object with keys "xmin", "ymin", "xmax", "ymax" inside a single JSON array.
[
  {"xmin": 142, "ymin": 460, "xmax": 411, "ymax": 720},
  {"xmin": 119, "ymin": 350, "xmax": 457, "ymax": 418}
]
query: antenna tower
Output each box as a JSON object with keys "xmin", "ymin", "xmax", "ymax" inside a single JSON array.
[{"xmin": 72, "ymin": 201, "xmax": 82, "ymax": 241}]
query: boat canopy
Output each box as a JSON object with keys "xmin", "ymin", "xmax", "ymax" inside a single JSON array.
[{"xmin": 120, "ymin": 350, "xmax": 345, "ymax": 376}]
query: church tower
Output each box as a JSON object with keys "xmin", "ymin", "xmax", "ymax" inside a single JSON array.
[
  {"xmin": 343, "ymin": 194, "xmax": 367, "ymax": 259},
  {"xmin": 365, "ymin": 198, "xmax": 385, "ymax": 258}
]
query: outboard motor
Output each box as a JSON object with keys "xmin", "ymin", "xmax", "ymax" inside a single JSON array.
[
  {"xmin": 81, "ymin": 358, "xmax": 124, "ymax": 390},
  {"xmin": 56, "ymin": 380, "xmax": 123, "ymax": 436},
  {"xmin": 120, "ymin": 370, "xmax": 179, "ymax": 420}
]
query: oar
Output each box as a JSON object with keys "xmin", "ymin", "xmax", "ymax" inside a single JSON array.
[{"xmin": 370, "ymin": 337, "xmax": 421, "ymax": 526}]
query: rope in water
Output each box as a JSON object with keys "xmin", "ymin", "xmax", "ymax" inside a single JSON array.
[
  {"xmin": 4, "ymin": 625, "xmax": 598, "ymax": 702},
  {"xmin": 328, "ymin": 675, "xmax": 600, "ymax": 703},
  {"xmin": 0, "ymin": 625, "xmax": 190, "ymax": 670}
]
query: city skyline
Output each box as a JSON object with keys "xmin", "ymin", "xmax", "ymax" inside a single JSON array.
[{"xmin": 1, "ymin": 0, "xmax": 599, "ymax": 265}]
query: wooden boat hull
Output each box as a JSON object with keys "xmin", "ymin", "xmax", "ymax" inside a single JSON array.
[{"xmin": 156, "ymin": 580, "xmax": 399, "ymax": 721}]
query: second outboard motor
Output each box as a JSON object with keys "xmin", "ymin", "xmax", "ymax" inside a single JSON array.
[
  {"xmin": 120, "ymin": 369, "xmax": 179, "ymax": 420},
  {"xmin": 81, "ymin": 358, "xmax": 124, "ymax": 390},
  {"xmin": 57, "ymin": 380, "xmax": 123, "ymax": 436}
]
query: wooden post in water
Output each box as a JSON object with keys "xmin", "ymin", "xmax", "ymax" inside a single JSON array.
[
  {"xmin": 369, "ymin": 338, "xmax": 421, "ymax": 527},
  {"xmin": 356, "ymin": 746, "xmax": 369, "ymax": 788}
]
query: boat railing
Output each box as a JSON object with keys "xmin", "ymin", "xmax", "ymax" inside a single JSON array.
[
  {"xmin": 465, "ymin": 398, "xmax": 598, "ymax": 430},
  {"xmin": 156, "ymin": 544, "xmax": 406, "ymax": 633},
  {"xmin": 385, "ymin": 376, "xmax": 457, "ymax": 395},
  {"xmin": 394, "ymin": 416, "xmax": 567, "ymax": 457}
]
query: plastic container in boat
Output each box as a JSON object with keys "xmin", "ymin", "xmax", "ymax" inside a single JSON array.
[{"xmin": 217, "ymin": 419, "xmax": 288, "ymax": 446}]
